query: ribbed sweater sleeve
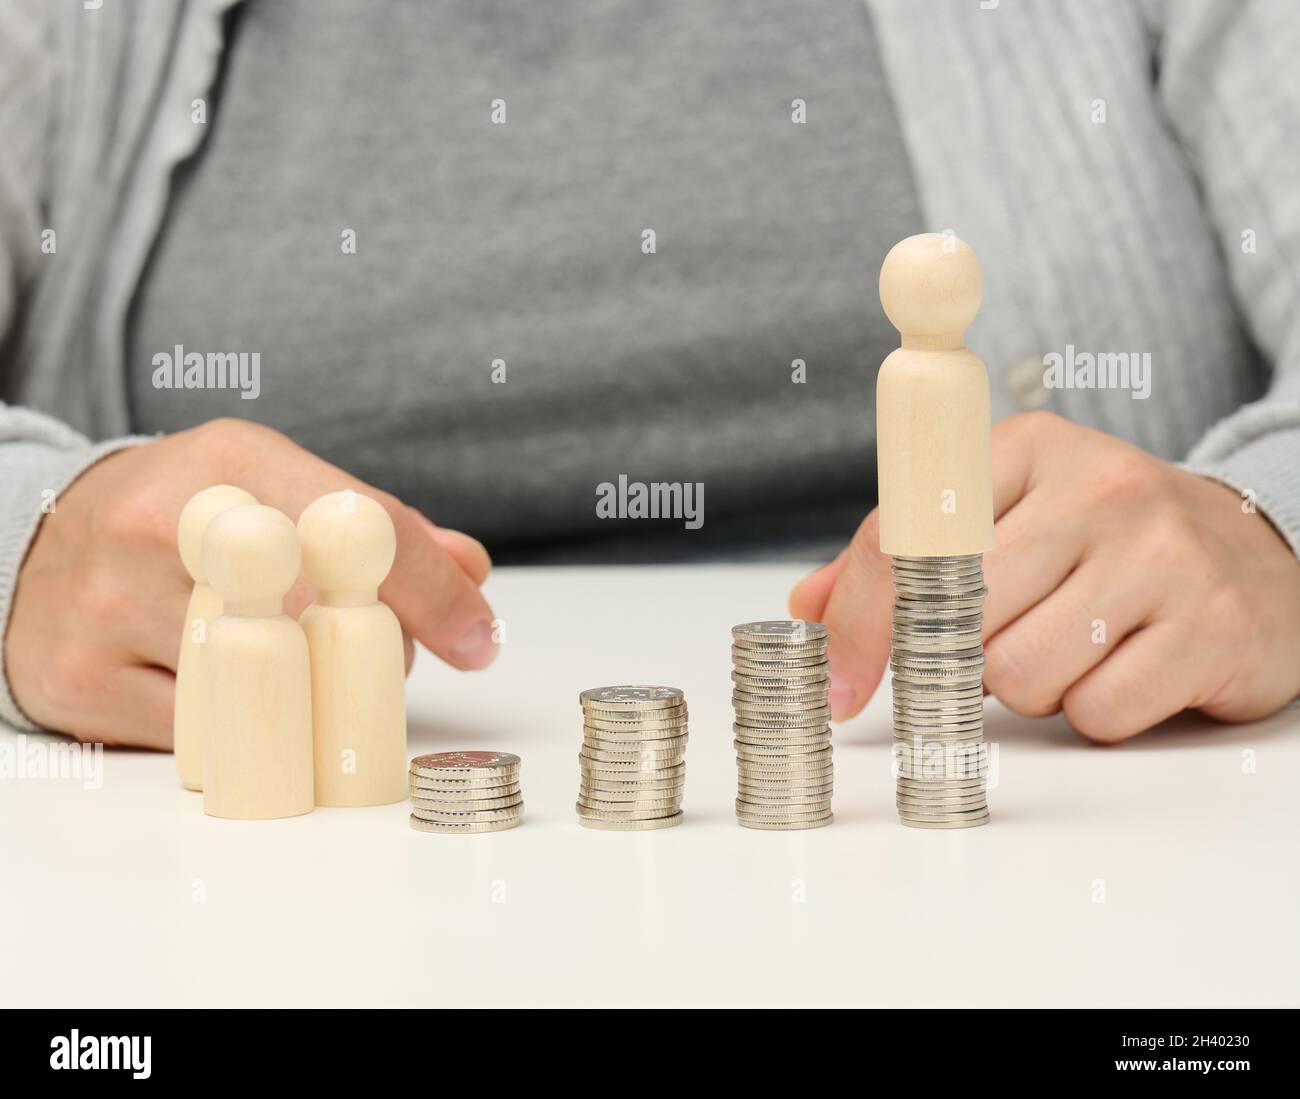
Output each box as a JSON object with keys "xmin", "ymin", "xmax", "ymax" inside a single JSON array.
[{"xmin": 0, "ymin": 408, "xmax": 145, "ymax": 730}]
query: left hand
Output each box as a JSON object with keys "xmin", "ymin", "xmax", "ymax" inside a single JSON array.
[{"xmin": 790, "ymin": 411, "xmax": 1300, "ymax": 741}]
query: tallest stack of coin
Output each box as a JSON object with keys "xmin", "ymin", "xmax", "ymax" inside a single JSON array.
[
  {"xmin": 731, "ymin": 621, "xmax": 833, "ymax": 830},
  {"xmin": 890, "ymin": 555, "xmax": 990, "ymax": 828},
  {"xmin": 577, "ymin": 686, "xmax": 687, "ymax": 830}
]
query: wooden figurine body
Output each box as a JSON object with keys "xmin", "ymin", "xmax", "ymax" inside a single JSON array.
[
  {"xmin": 297, "ymin": 491, "xmax": 407, "ymax": 807},
  {"xmin": 876, "ymin": 233, "xmax": 994, "ymax": 557},
  {"xmin": 202, "ymin": 505, "xmax": 315, "ymax": 820},
  {"xmin": 174, "ymin": 484, "xmax": 257, "ymax": 790}
]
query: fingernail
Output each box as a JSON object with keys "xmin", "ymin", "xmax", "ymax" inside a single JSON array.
[{"xmin": 451, "ymin": 618, "xmax": 498, "ymax": 669}]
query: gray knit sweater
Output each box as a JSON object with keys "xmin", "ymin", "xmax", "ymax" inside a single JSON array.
[{"xmin": 2, "ymin": 0, "xmax": 1299, "ymax": 733}]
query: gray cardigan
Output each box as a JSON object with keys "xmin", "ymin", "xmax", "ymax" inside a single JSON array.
[{"xmin": 2, "ymin": 0, "xmax": 1299, "ymax": 732}]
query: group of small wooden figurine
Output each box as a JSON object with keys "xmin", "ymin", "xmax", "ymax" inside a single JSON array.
[{"xmin": 175, "ymin": 487, "xmax": 408, "ymax": 818}]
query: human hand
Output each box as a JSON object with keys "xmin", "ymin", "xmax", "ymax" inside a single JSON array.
[
  {"xmin": 6, "ymin": 418, "xmax": 496, "ymax": 747},
  {"xmin": 791, "ymin": 412, "xmax": 1300, "ymax": 741}
]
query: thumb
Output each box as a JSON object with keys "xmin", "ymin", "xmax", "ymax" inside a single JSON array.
[{"xmin": 816, "ymin": 510, "xmax": 893, "ymax": 721}]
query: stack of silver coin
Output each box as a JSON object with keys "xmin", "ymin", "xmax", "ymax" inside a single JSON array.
[
  {"xmin": 408, "ymin": 751, "xmax": 523, "ymax": 833},
  {"xmin": 890, "ymin": 554, "xmax": 990, "ymax": 828},
  {"xmin": 577, "ymin": 686, "xmax": 687, "ymax": 830},
  {"xmin": 731, "ymin": 621, "xmax": 833, "ymax": 830}
]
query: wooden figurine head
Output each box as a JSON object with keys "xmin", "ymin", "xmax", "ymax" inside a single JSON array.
[
  {"xmin": 177, "ymin": 484, "xmax": 257, "ymax": 584},
  {"xmin": 202, "ymin": 504, "xmax": 301, "ymax": 610},
  {"xmin": 878, "ymin": 232, "xmax": 983, "ymax": 348},
  {"xmin": 296, "ymin": 491, "xmax": 396, "ymax": 596}
]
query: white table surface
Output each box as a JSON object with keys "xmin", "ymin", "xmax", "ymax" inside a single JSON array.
[{"xmin": 2, "ymin": 563, "xmax": 1297, "ymax": 1008}]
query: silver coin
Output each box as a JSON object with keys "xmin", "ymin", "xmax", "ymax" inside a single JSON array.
[
  {"xmin": 892, "ymin": 705, "xmax": 985, "ymax": 722},
  {"xmin": 738, "ymin": 745, "xmax": 831, "ymax": 764},
  {"xmin": 580, "ymin": 760, "xmax": 686, "ymax": 780},
  {"xmin": 734, "ymin": 741, "xmax": 831, "ymax": 758},
  {"xmin": 576, "ymin": 801, "xmax": 682, "ymax": 822},
  {"xmin": 896, "ymin": 777, "xmax": 986, "ymax": 792},
  {"xmin": 739, "ymin": 773, "xmax": 834, "ymax": 790},
  {"xmin": 736, "ymin": 802, "xmax": 833, "ymax": 821},
  {"xmin": 410, "ymin": 814, "xmax": 522, "ymax": 834},
  {"xmin": 899, "ymin": 806, "xmax": 989, "ymax": 821},
  {"xmin": 738, "ymin": 691, "xmax": 826, "ymax": 707},
  {"xmin": 583, "ymin": 718, "xmax": 689, "ymax": 739},
  {"xmin": 733, "ymin": 673, "xmax": 827, "ymax": 689},
  {"xmin": 411, "ymin": 792, "xmax": 524, "ymax": 812},
  {"xmin": 737, "ymin": 759, "xmax": 833, "ymax": 776},
  {"xmin": 739, "ymin": 797, "xmax": 833, "ymax": 812},
  {"xmin": 409, "ymin": 751, "xmax": 520, "ymax": 780},
  {"xmin": 582, "ymin": 703, "xmax": 688, "ymax": 720},
  {"xmin": 892, "ymin": 690, "xmax": 984, "ymax": 709},
  {"xmin": 579, "ymin": 755, "xmax": 684, "ymax": 773},
  {"xmin": 894, "ymin": 765, "xmax": 990, "ymax": 784},
  {"xmin": 581, "ymin": 775, "xmax": 686, "ymax": 792},
  {"xmin": 579, "ymin": 798, "xmax": 681, "ymax": 816},
  {"xmin": 409, "ymin": 778, "xmax": 522, "ymax": 797},
  {"xmin": 737, "ymin": 757, "xmax": 834, "ymax": 773},
  {"xmin": 734, "ymin": 710, "xmax": 832, "ymax": 730},
  {"xmin": 580, "ymin": 685, "xmax": 684, "ymax": 710},
  {"xmin": 579, "ymin": 784, "xmax": 683, "ymax": 800},
  {"xmin": 732, "ymin": 722, "xmax": 831, "ymax": 738},
  {"xmin": 897, "ymin": 793, "xmax": 988, "ymax": 810},
  {"xmin": 737, "ymin": 794, "xmax": 833, "ymax": 812},
  {"xmin": 893, "ymin": 729, "xmax": 986, "ymax": 745},
  {"xmin": 578, "ymin": 811, "xmax": 684, "ymax": 831},
  {"xmin": 737, "ymin": 813, "xmax": 833, "ymax": 830},
  {"xmin": 579, "ymin": 786, "xmax": 681, "ymax": 805},
  {"xmin": 738, "ymin": 772, "xmax": 834, "ymax": 788},
  {"xmin": 410, "ymin": 801, "xmax": 522, "ymax": 816},
  {"xmin": 732, "ymin": 669, "xmax": 830, "ymax": 688},
  {"xmin": 900, "ymin": 813, "xmax": 990, "ymax": 830},
  {"xmin": 733, "ymin": 730, "xmax": 831, "ymax": 747},
  {"xmin": 731, "ymin": 652, "xmax": 829, "ymax": 672},
  {"xmin": 732, "ymin": 620, "xmax": 828, "ymax": 644},
  {"xmin": 732, "ymin": 696, "xmax": 830, "ymax": 713},
  {"xmin": 574, "ymin": 759, "xmax": 686, "ymax": 775},
  {"xmin": 581, "ymin": 737, "xmax": 689, "ymax": 758}
]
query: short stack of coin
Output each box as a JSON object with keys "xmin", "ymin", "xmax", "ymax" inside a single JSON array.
[
  {"xmin": 577, "ymin": 686, "xmax": 687, "ymax": 830},
  {"xmin": 890, "ymin": 554, "xmax": 990, "ymax": 829},
  {"xmin": 408, "ymin": 751, "xmax": 523, "ymax": 833},
  {"xmin": 731, "ymin": 621, "xmax": 833, "ymax": 830}
]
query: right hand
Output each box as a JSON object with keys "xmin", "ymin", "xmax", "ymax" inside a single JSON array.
[{"xmin": 5, "ymin": 418, "xmax": 497, "ymax": 747}]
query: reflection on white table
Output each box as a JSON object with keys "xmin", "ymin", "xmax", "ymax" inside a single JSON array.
[{"xmin": 2, "ymin": 564, "xmax": 1296, "ymax": 1007}]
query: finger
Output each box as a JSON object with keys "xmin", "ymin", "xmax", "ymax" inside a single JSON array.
[
  {"xmin": 415, "ymin": 514, "xmax": 492, "ymax": 586},
  {"xmin": 1061, "ymin": 621, "xmax": 1200, "ymax": 742},
  {"xmin": 71, "ymin": 664, "xmax": 175, "ymax": 750},
  {"xmin": 983, "ymin": 554, "xmax": 1158, "ymax": 718},
  {"xmin": 819, "ymin": 512, "xmax": 893, "ymax": 721},
  {"xmin": 382, "ymin": 507, "xmax": 499, "ymax": 668},
  {"xmin": 982, "ymin": 492, "xmax": 1087, "ymax": 638},
  {"xmin": 225, "ymin": 429, "xmax": 499, "ymax": 670},
  {"xmin": 991, "ymin": 413, "xmax": 1041, "ymax": 518},
  {"xmin": 110, "ymin": 576, "xmax": 192, "ymax": 673},
  {"xmin": 789, "ymin": 549, "xmax": 847, "ymax": 625},
  {"xmin": 403, "ymin": 629, "xmax": 415, "ymax": 675}
]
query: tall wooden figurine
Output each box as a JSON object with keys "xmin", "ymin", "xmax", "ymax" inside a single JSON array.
[
  {"xmin": 202, "ymin": 504, "xmax": 315, "ymax": 820},
  {"xmin": 174, "ymin": 484, "xmax": 257, "ymax": 791},
  {"xmin": 877, "ymin": 232, "xmax": 993, "ymax": 828},
  {"xmin": 297, "ymin": 491, "xmax": 407, "ymax": 807}
]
